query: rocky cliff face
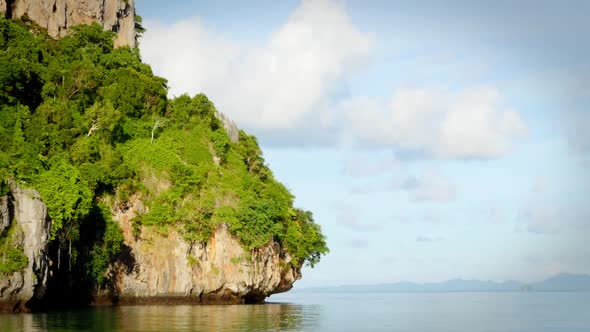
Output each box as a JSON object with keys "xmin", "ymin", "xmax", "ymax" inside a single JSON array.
[
  {"xmin": 217, "ymin": 112, "xmax": 240, "ymax": 143},
  {"xmin": 0, "ymin": 0, "xmax": 136, "ymax": 48},
  {"xmin": 1, "ymin": 188, "xmax": 300, "ymax": 312},
  {"xmin": 102, "ymin": 197, "xmax": 299, "ymax": 304},
  {"xmin": 0, "ymin": 182, "xmax": 51, "ymax": 312}
]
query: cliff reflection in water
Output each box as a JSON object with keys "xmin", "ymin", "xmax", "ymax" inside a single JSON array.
[{"xmin": 0, "ymin": 304, "xmax": 319, "ymax": 332}]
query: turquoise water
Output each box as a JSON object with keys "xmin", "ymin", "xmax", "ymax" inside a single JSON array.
[{"xmin": 1, "ymin": 292, "xmax": 589, "ymax": 331}]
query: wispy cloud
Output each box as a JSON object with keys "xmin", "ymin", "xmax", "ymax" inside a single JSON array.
[
  {"xmin": 564, "ymin": 109, "xmax": 590, "ymax": 156},
  {"xmin": 347, "ymin": 237, "xmax": 370, "ymax": 248},
  {"xmin": 342, "ymin": 153, "xmax": 399, "ymax": 178},
  {"xmin": 416, "ymin": 236, "xmax": 444, "ymax": 243},
  {"xmin": 335, "ymin": 205, "xmax": 383, "ymax": 232},
  {"xmin": 485, "ymin": 206, "xmax": 508, "ymax": 224},
  {"xmin": 390, "ymin": 212, "xmax": 442, "ymax": 224},
  {"xmin": 523, "ymin": 252, "xmax": 590, "ymax": 277},
  {"xmin": 391, "ymin": 169, "xmax": 457, "ymax": 203},
  {"xmin": 519, "ymin": 178, "xmax": 590, "ymax": 234},
  {"xmin": 347, "ymin": 166, "xmax": 457, "ymax": 203}
]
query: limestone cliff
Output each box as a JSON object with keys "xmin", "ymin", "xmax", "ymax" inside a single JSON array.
[
  {"xmin": 0, "ymin": 7, "xmax": 320, "ymax": 311},
  {"xmin": 0, "ymin": 0, "xmax": 136, "ymax": 48},
  {"xmin": 0, "ymin": 188, "xmax": 300, "ymax": 312},
  {"xmin": 0, "ymin": 182, "xmax": 51, "ymax": 312},
  {"xmin": 216, "ymin": 112, "xmax": 240, "ymax": 144},
  {"xmin": 102, "ymin": 197, "xmax": 299, "ymax": 304}
]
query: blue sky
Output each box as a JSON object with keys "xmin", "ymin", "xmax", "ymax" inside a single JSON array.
[{"xmin": 137, "ymin": 0, "xmax": 590, "ymax": 286}]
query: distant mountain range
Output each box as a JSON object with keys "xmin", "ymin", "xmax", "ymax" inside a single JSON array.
[{"xmin": 297, "ymin": 273, "xmax": 590, "ymax": 293}]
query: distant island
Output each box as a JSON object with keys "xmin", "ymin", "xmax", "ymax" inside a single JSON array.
[{"xmin": 297, "ymin": 273, "xmax": 590, "ymax": 293}]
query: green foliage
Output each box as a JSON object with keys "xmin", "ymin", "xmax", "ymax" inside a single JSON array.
[
  {"xmin": 0, "ymin": 180, "xmax": 8, "ymax": 196},
  {"xmin": 99, "ymin": 66, "xmax": 167, "ymax": 118},
  {"xmin": 86, "ymin": 204, "xmax": 124, "ymax": 286},
  {"xmin": 187, "ymin": 254, "xmax": 199, "ymax": 267},
  {"xmin": 283, "ymin": 209, "xmax": 329, "ymax": 267},
  {"xmin": 0, "ymin": 223, "xmax": 28, "ymax": 275},
  {"xmin": 167, "ymin": 93, "xmax": 222, "ymax": 130},
  {"xmin": 211, "ymin": 129, "xmax": 231, "ymax": 162},
  {"xmin": 34, "ymin": 158, "xmax": 93, "ymax": 239},
  {"xmin": 210, "ymin": 263, "xmax": 221, "ymax": 276},
  {"xmin": 134, "ymin": 15, "xmax": 146, "ymax": 38},
  {"xmin": 0, "ymin": 18, "xmax": 46, "ymax": 110},
  {"xmin": 0, "ymin": 17, "xmax": 328, "ymax": 276}
]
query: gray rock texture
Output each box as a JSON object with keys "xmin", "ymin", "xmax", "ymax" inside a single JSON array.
[
  {"xmin": 216, "ymin": 112, "xmax": 240, "ymax": 143},
  {"xmin": 0, "ymin": 182, "xmax": 50, "ymax": 312},
  {"xmin": 0, "ymin": 195, "xmax": 11, "ymax": 235},
  {"xmin": 1, "ymin": 187, "xmax": 300, "ymax": 311},
  {"xmin": 101, "ymin": 196, "xmax": 299, "ymax": 304},
  {"xmin": 1, "ymin": 0, "xmax": 136, "ymax": 48}
]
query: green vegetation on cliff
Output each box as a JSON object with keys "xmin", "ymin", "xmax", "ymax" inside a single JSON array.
[
  {"xmin": 0, "ymin": 18, "xmax": 328, "ymax": 283},
  {"xmin": 0, "ymin": 223, "xmax": 28, "ymax": 275}
]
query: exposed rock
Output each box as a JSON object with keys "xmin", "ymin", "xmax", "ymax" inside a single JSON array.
[
  {"xmin": 101, "ymin": 196, "xmax": 299, "ymax": 304},
  {"xmin": 0, "ymin": 0, "xmax": 136, "ymax": 48},
  {"xmin": 216, "ymin": 112, "xmax": 240, "ymax": 143},
  {"xmin": 0, "ymin": 182, "xmax": 51, "ymax": 312},
  {"xmin": 0, "ymin": 194, "xmax": 11, "ymax": 235},
  {"xmin": 1, "ymin": 187, "xmax": 301, "ymax": 311}
]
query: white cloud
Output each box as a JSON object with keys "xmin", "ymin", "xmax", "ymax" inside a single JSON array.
[
  {"xmin": 141, "ymin": 1, "xmax": 526, "ymax": 159},
  {"xmin": 343, "ymin": 87, "xmax": 528, "ymax": 158},
  {"xmin": 141, "ymin": 0, "xmax": 374, "ymax": 130},
  {"xmin": 140, "ymin": 19, "xmax": 240, "ymax": 98}
]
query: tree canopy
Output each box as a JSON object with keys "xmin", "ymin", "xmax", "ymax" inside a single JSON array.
[{"xmin": 0, "ymin": 18, "xmax": 327, "ymax": 279}]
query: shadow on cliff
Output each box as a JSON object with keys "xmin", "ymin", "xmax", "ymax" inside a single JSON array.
[
  {"xmin": 37, "ymin": 203, "xmax": 137, "ymax": 310},
  {"xmin": 3, "ymin": 0, "xmax": 15, "ymax": 19},
  {"xmin": 104, "ymin": 242, "xmax": 137, "ymax": 306}
]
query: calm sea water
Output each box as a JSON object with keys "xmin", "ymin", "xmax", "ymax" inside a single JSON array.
[{"xmin": 1, "ymin": 292, "xmax": 589, "ymax": 331}]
